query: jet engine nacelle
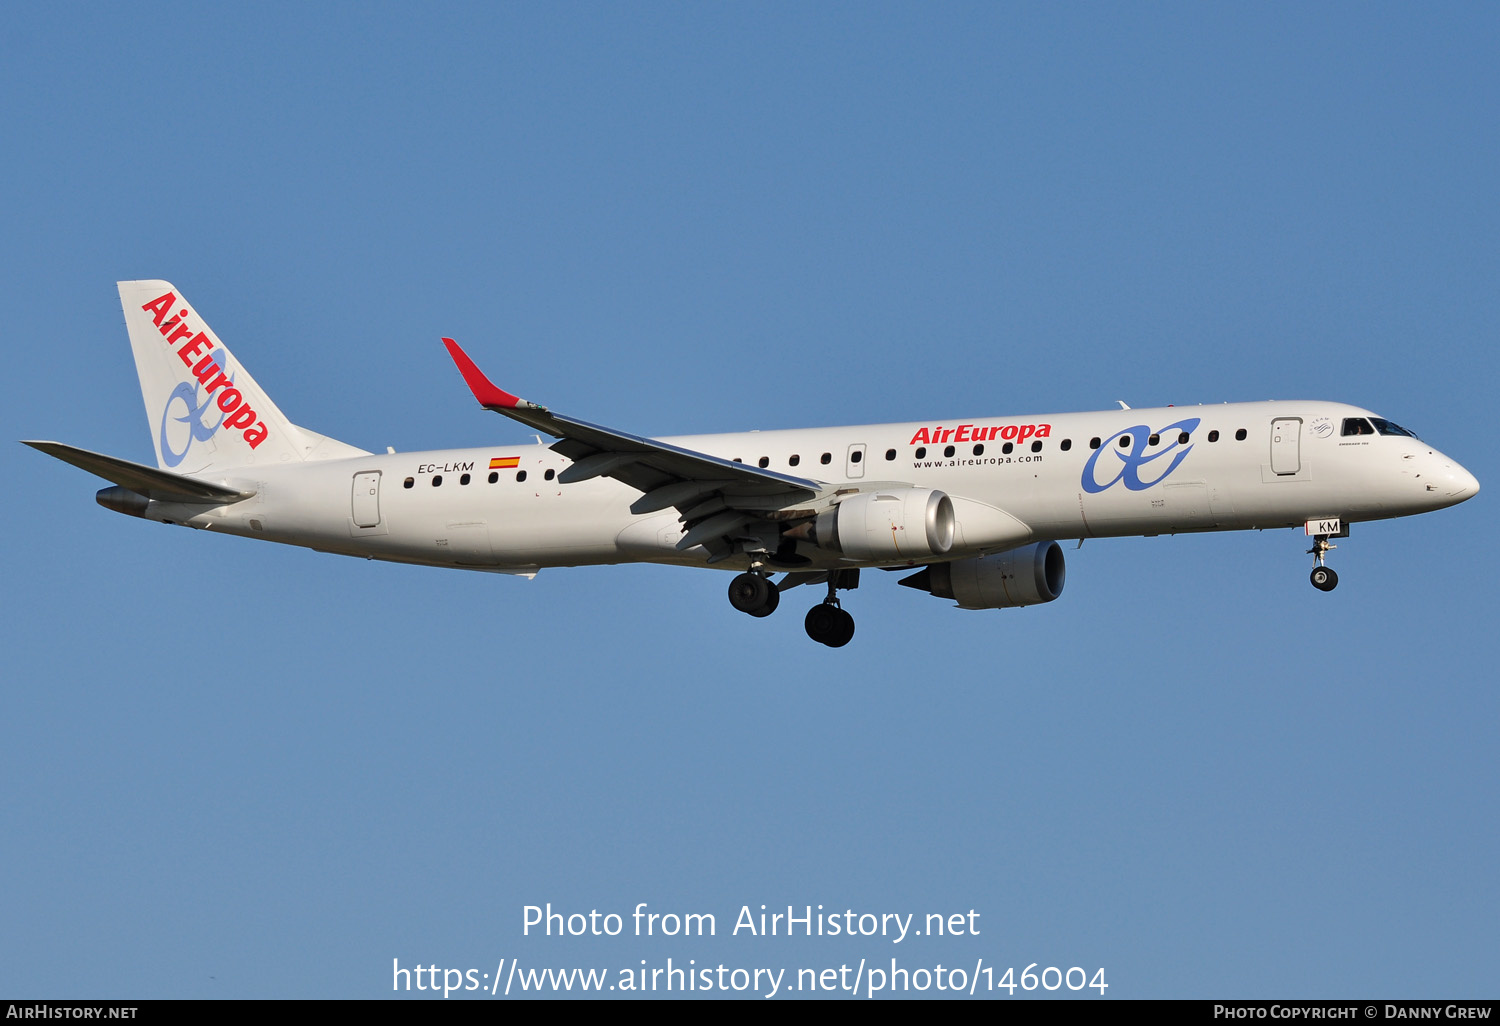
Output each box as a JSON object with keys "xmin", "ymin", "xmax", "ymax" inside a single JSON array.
[
  {"xmin": 791, "ymin": 488, "xmax": 956, "ymax": 562},
  {"xmin": 900, "ymin": 541, "xmax": 1066, "ymax": 609}
]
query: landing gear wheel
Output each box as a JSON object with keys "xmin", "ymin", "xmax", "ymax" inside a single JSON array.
[
  {"xmin": 1310, "ymin": 566, "xmax": 1338, "ymax": 592},
  {"xmin": 805, "ymin": 603, "xmax": 856, "ymax": 647},
  {"xmin": 749, "ymin": 584, "xmax": 779, "ymax": 617},
  {"xmin": 728, "ymin": 572, "xmax": 778, "ymax": 616},
  {"xmin": 827, "ymin": 607, "xmax": 855, "ymax": 647}
]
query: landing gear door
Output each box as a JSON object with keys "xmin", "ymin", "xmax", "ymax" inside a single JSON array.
[{"xmin": 1270, "ymin": 418, "xmax": 1302, "ymax": 476}]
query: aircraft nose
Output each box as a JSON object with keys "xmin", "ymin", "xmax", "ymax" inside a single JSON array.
[
  {"xmin": 1430, "ymin": 452, "xmax": 1480, "ymax": 501},
  {"xmin": 1410, "ymin": 449, "xmax": 1478, "ymax": 511},
  {"xmin": 1450, "ymin": 463, "xmax": 1480, "ymax": 500}
]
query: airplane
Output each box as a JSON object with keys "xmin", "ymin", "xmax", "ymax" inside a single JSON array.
[{"xmin": 25, "ymin": 280, "xmax": 1480, "ymax": 647}]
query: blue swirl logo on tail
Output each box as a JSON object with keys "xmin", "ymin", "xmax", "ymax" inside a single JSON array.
[{"xmin": 158, "ymin": 353, "xmax": 234, "ymax": 468}]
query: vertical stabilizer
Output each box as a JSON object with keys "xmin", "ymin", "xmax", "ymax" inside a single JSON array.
[{"xmin": 118, "ymin": 280, "xmax": 366, "ymax": 473}]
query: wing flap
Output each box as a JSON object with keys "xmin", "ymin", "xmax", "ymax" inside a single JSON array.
[{"xmin": 630, "ymin": 480, "xmax": 737, "ymax": 515}]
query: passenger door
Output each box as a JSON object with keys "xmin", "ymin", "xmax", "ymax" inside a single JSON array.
[
  {"xmin": 351, "ymin": 471, "xmax": 382, "ymax": 528},
  {"xmin": 1270, "ymin": 418, "xmax": 1301, "ymax": 476}
]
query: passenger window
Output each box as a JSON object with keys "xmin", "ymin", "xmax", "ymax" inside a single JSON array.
[
  {"xmin": 1118, "ymin": 435, "xmax": 1132, "ymax": 448},
  {"xmin": 488, "ymin": 472, "xmax": 498, "ymax": 484},
  {"xmin": 915, "ymin": 447, "xmax": 927, "ymax": 459},
  {"xmin": 516, "ymin": 470, "xmax": 527, "ymax": 482},
  {"xmin": 460, "ymin": 473, "xmax": 471, "ymax": 485},
  {"xmin": 1002, "ymin": 442, "xmax": 1014, "ymax": 454},
  {"xmin": 1031, "ymin": 440, "xmax": 1042, "ymax": 452},
  {"xmin": 973, "ymin": 444, "xmax": 984, "ymax": 456},
  {"xmin": 1179, "ymin": 431, "xmax": 1190, "ymax": 444},
  {"xmin": 1148, "ymin": 433, "xmax": 1160, "ymax": 446},
  {"xmin": 884, "ymin": 449, "xmax": 896, "ymax": 461},
  {"xmin": 820, "ymin": 452, "xmax": 832, "ymax": 465},
  {"xmin": 758, "ymin": 456, "xmax": 769, "ymax": 468},
  {"xmin": 851, "ymin": 450, "xmax": 863, "ymax": 463},
  {"xmin": 1235, "ymin": 428, "xmax": 1247, "ymax": 441},
  {"xmin": 789, "ymin": 454, "xmax": 800, "ymax": 466},
  {"xmin": 1089, "ymin": 437, "xmax": 1101, "ymax": 449},
  {"xmin": 403, "ymin": 477, "xmax": 414, "ymax": 489},
  {"xmin": 1060, "ymin": 439, "xmax": 1072, "ymax": 452},
  {"xmin": 1208, "ymin": 430, "xmax": 1219, "ymax": 442},
  {"xmin": 544, "ymin": 468, "xmax": 556, "ymax": 481},
  {"xmin": 432, "ymin": 475, "xmax": 442, "ymax": 486},
  {"xmin": 943, "ymin": 445, "xmax": 955, "ymax": 458}
]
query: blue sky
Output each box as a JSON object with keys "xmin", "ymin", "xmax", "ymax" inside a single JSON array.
[{"xmin": 2, "ymin": 2, "xmax": 1496, "ymax": 999}]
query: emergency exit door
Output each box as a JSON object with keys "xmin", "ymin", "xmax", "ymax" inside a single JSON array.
[{"xmin": 846, "ymin": 443, "xmax": 867, "ymax": 479}]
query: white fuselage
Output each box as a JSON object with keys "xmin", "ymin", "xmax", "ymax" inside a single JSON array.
[{"xmin": 138, "ymin": 400, "xmax": 1478, "ymax": 575}]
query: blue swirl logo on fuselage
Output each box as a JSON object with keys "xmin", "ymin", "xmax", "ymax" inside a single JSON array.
[
  {"xmin": 1081, "ymin": 417, "xmax": 1201, "ymax": 493},
  {"xmin": 158, "ymin": 352, "xmax": 233, "ymax": 468}
]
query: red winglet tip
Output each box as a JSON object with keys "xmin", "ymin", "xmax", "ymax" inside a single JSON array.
[{"xmin": 443, "ymin": 338, "xmax": 522, "ymax": 409}]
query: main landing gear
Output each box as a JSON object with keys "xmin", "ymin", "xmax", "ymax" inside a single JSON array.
[
  {"xmin": 1307, "ymin": 534, "xmax": 1338, "ymax": 592},
  {"xmin": 727, "ymin": 571, "xmax": 780, "ymax": 617},
  {"xmin": 726, "ymin": 568, "xmax": 858, "ymax": 647},
  {"xmin": 804, "ymin": 599, "xmax": 855, "ymax": 649}
]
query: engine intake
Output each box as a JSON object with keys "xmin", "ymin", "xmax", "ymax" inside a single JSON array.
[{"xmin": 900, "ymin": 541, "xmax": 1066, "ymax": 609}]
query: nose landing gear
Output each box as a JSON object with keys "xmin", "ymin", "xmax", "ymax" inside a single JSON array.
[{"xmin": 1307, "ymin": 534, "xmax": 1338, "ymax": 592}]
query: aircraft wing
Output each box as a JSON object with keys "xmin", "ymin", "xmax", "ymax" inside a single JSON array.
[
  {"xmin": 444, "ymin": 340, "xmax": 830, "ymax": 560},
  {"xmin": 23, "ymin": 440, "xmax": 255, "ymax": 504}
]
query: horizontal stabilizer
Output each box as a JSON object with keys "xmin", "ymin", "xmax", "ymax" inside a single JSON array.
[{"xmin": 23, "ymin": 441, "xmax": 255, "ymax": 504}]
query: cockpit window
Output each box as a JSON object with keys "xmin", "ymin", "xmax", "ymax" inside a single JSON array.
[
  {"xmin": 1370, "ymin": 418, "xmax": 1418, "ymax": 439},
  {"xmin": 1341, "ymin": 418, "xmax": 1375, "ymax": 436}
]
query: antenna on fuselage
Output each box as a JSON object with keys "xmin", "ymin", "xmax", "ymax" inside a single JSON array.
[{"xmin": 1116, "ymin": 400, "xmax": 1131, "ymax": 410}]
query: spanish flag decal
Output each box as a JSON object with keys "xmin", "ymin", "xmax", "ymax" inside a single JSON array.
[{"xmin": 489, "ymin": 456, "xmax": 521, "ymax": 470}]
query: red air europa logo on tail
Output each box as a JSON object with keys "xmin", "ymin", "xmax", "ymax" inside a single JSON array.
[{"xmin": 142, "ymin": 292, "xmax": 269, "ymax": 449}]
